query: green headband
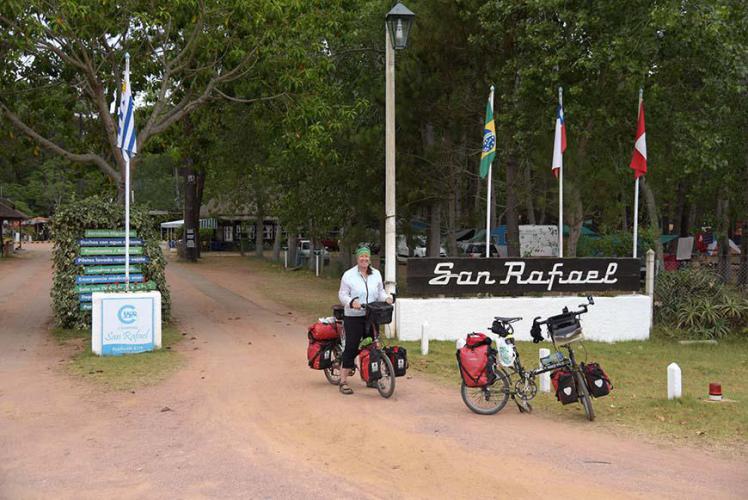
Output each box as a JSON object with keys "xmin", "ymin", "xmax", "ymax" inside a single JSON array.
[{"xmin": 355, "ymin": 246, "xmax": 371, "ymax": 257}]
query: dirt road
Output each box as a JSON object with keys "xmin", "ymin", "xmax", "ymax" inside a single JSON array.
[{"xmin": 1, "ymin": 245, "xmax": 746, "ymax": 499}]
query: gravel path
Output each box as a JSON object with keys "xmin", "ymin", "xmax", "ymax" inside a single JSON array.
[{"xmin": 1, "ymin": 245, "xmax": 745, "ymax": 499}]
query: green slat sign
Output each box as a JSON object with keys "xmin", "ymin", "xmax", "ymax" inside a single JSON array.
[
  {"xmin": 84, "ymin": 229, "xmax": 137, "ymax": 237},
  {"xmin": 80, "ymin": 303, "xmax": 93, "ymax": 311},
  {"xmin": 76, "ymin": 281, "xmax": 157, "ymax": 293},
  {"xmin": 80, "ymin": 247, "xmax": 144, "ymax": 256},
  {"xmin": 84, "ymin": 265, "xmax": 142, "ymax": 275}
]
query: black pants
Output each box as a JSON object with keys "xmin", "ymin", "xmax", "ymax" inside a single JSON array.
[{"xmin": 342, "ymin": 315, "xmax": 371, "ymax": 369}]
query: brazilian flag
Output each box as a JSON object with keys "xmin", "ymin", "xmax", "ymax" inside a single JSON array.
[{"xmin": 479, "ymin": 87, "xmax": 496, "ymax": 179}]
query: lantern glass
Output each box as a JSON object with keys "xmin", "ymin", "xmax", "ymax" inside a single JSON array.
[{"xmin": 386, "ymin": 3, "xmax": 415, "ymax": 50}]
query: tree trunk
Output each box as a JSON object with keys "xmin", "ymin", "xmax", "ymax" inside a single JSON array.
[
  {"xmin": 287, "ymin": 234, "xmax": 297, "ymax": 267},
  {"xmin": 505, "ymin": 155, "xmax": 520, "ymax": 257},
  {"xmin": 194, "ymin": 169, "xmax": 205, "ymax": 259},
  {"xmin": 255, "ymin": 202, "xmax": 264, "ymax": 258},
  {"xmin": 566, "ymin": 183, "xmax": 584, "ymax": 257},
  {"xmin": 676, "ymin": 182, "xmax": 690, "ymax": 237},
  {"xmin": 428, "ymin": 201, "xmax": 442, "ymax": 257},
  {"xmin": 272, "ymin": 223, "xmax": 282, "ymax": 262},
  {"xmin": 182, "ymin": 164, "xmax": 198, "ymax": 262},
  {"xmin": 640, "ymin": 177, "xmax": 664, "ymax": 266},
  {"xmin": 717, "ymin": 195, "xmax": 731, "ymax": 282},
  {"xmin": 447, "ymin": 191, "xmax": 458, "ymax": 257},
  {"xmin": 523, "ymin": 162, "xmax": 536, "ymax": 225}
]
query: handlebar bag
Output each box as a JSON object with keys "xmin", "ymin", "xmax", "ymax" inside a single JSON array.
[
  {"xmin": 309, "ymin": 321, "xmax": 339, "ymax": 341},
  {"xmin": 457, "ymin": 334, "xmax": 497, "ymax": 387},
  {"xmin": 385, "ymin": 346, "xmax": 408, "ymax": 377},
  {"xmin": 359, "ymin": 345, "xmax": 382, "ymax": 383},
  {"xmin": 551, "ymin": 368, "xmax": 578, "ymax": 404},
  {"xmin": 581, "ymin": 362, "xmax": 612, "ymax": 397},
  {"xmin": 307, "ymin": 336, "xmax": 334, "ymax": 370}
]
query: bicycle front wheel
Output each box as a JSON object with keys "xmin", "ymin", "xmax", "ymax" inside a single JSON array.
[
  {"xmin": 324, "ymin": 345, "xmax": 343, "ymax": 386},
  {"xmin": 575, "ymin": 370, "xmax": 595, "ymax": 421},
  {"xmin": 376, "ymin": 350, "xmax": 396, "ymax": 399},
  {"xmin": 460, "ymin": 370, "xmax": 510, "ymax": 415}
]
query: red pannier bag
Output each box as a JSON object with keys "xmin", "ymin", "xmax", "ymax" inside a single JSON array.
[
  {"xmin": 581, "ymin": 362, "xmax": 612, "ymax": 398},
  {"xmin": 308, "ymin": 321, "xmax": 339, "ymax": 341},
  {"xmin": 359, "ymin": 345, "xmax": 382, "ymax": 383},
  {"xmin": 307, "ymin": 336, "xmax": 334, "ymax": 370},
  {"xmin": 551, "ymin": 368, "xmax": 578, "ymax": 404},
  {"xmin": 456, "ymin": 333, "xmax": 497, "ymax": 387}
]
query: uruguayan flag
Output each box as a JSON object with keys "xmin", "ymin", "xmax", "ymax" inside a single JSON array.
[{"xmin": 117, "ymin": 54, "xmax": 137, "ymax": 157}]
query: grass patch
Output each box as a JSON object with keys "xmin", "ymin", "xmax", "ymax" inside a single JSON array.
[
  {"xmin": 398, "ymin": 338, "xmax": 748, "ymax": 450},
  {"xmin": 52, "ymin": 324, "xmax": 184, "ymax": 391}
]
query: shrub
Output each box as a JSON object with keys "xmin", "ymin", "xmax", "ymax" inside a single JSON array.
[
  {"xmin": 50, "ymin": 196, "xmax": 171, "ymax": 329},
  {"xmin": 655, "ymin": 266, "xmax": 747, "ymax": 339}
]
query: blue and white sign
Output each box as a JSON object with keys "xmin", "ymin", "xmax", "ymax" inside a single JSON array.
[
  {"xmin": 75, "ymin": 255, "xmax": 149, "ymax": 265},
  {"xmin": 91, "ymin": 291, "xmax": 162, "ymax": 356}
]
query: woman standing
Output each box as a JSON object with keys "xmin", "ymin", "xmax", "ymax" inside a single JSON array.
[{"xmin": 337, "ymin": 246, "xmax": 393, "ymax": 395}]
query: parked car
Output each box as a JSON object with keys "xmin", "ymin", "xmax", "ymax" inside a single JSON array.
[
  {"xmin": 297, "ymin": 239, "xmax": 330, "ymax": 263},
  {"xmin": 397, "ymin": 235, "xmax": 447, "ymax": 258},
  {"xmin": 464, "ymin": 242, "xmax": 500, "ymax": 258}
]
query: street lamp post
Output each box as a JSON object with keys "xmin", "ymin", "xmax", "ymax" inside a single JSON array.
[{"xmin": 384, "ymin": 2, "xmax": 415, "ymax": 297}]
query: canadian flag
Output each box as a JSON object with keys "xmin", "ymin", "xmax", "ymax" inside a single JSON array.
[{"xmin": 630, "ymin": 101, "xmax": 647, "ymax": 178}]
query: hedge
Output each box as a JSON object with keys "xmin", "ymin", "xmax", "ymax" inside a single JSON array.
[{"xmin": 50, "ymin": 196, "xmax": 171, "ymax": 329}]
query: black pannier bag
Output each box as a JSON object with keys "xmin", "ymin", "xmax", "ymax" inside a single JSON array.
[
  {"xmin": 366, "ymin": 301, "xmax": 394, "ymax": 325},
  {"xmin": 551, "ymin": 368, "xmax": 578, "ymax": 404},
  {"xmin": 582, "ymin": 362, "xmax": 612, "ymax": 398},
  {"xmin": 385, "ymin": 346, "xmax": 408, "ymax": 377},
  {"xmin": 332, "ymin": 304, "xmax": 345, "ymax": 321}
]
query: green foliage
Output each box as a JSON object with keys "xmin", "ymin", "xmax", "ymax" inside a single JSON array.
[
  {"xmin": 655, "ymin": 267, "xmax": 747, "ymax": 339},
  {"xmin": 49, "ymin": 196, "xmax": 171, "ymax": 329},
  {"xmin": 577, "ymin": 228, "xmax": 656, "ymax": 257}
]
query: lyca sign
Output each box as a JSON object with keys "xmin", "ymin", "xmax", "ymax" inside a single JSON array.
[
  {"xmin": 91, "ymin": 291, "xmax": 162, "ymax": 356},
  {"xmin": 407, "ymin": 258, "xmax": 640, "ymax": 295}
]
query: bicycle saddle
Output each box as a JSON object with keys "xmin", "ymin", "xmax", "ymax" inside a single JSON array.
[{"xmin": 493, "ymin": 316, "xmax": 522, "ymax": 323}]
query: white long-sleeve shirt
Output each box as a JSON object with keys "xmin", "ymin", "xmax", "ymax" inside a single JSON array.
[{"xmin": 338, "ymin": 265, "xmax": 389, "ymax": 317}]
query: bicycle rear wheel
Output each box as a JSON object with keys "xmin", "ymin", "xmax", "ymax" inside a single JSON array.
[
  {"xmin": 460, "ymin": 370, "xmax": 510, "ymax": 415},
  {"xmin": 324, "ymin": 345, "xmax": 343, "ymax": 385},
  {"xmin": 575, "ymin": 370, "xmax": 595, "ymax": 421},
  {"xmin": 376, "ymin": 350, "xmax": 396, "ymax": 399}
]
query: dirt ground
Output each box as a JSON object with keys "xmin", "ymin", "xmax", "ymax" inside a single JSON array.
[{"xmin": 1, "ymin": 244, "xmax": 746, "ymax": 499}]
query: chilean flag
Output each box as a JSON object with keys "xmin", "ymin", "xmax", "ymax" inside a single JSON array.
[
  {"xmin": 630, "ymin": 101, "xmax": 647, "ymax": 178},
  {"xmin": 551, "ymin": 105, "xmax": 566, "ymax": 178}
]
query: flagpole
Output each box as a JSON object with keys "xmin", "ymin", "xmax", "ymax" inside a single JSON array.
[
  {"xmin": 633, "ymin": 87, "xmax": 643, "ymax": 259},
  {"xmin": 124, "ymin": 53, "xmax": 131, "ymax": 291},
  {"xmin": 485, "ymin": 85, "xmax": 495, "ymax": 258},
  {"xmin": 558, "ymin": 86, "xmax": 564, "ymax": 258}
]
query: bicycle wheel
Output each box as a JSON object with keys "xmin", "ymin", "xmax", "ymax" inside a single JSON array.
[
  {"xmin": 376, "ymin": 350, "xmax": 396, "ymax": 399},
  {"xmin": 324, "ymin": 345, "xmax": 343, "ymax": 386},
  {"xmin": 575, "ymin": 370, "xmax": 595, "ymax": 421},
  {"xmin": 460, "ymin": 370, "xmax": 510, "ymax": 415}
]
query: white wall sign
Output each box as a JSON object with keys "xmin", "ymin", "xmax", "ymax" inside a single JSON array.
[
  {"xmin": 396, "ymin": 295, "xmax": 652, "ymax": 343},
  {"xmin": 92, "ymin": 291, "xmax": 162, "ymax": 356}
]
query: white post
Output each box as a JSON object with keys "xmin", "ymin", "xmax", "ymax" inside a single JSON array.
[
  {"xmin": 283, "ymin": 249, "xmax": 288, "ymax": 268},
  {"xmin": 667, "ymin": 362, "xmax": 682, "ymax": 400},
  {"xmin": 558, "ymin": 86, "xmax": 564, "ymax": 258},
  {"xmin": 420, "ymin": 321, "xmax": 429, "ymax": 355},
  {"xmin": 384, "ymin": 24, "xmax": 397, "ymax": 296},
  {"xmin": 646, "ymin": 249, "xmax": 655, "ymax": 297},
  {"xmin": 315, "ymin": 253, "xmax": 320, "ymax": 277},
  {"xmin": 539, "ymin": 348, "xmax": 551, "ymax": 393}
]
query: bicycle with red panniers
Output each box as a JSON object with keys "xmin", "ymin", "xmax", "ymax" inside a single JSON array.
[
  {"xmin": 307, "ymin": 301, "xmax": 406, "ymax": 399},
  {"xmin": 458, "ymin": 297, "xmax": 612, "ymax": 421}
]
